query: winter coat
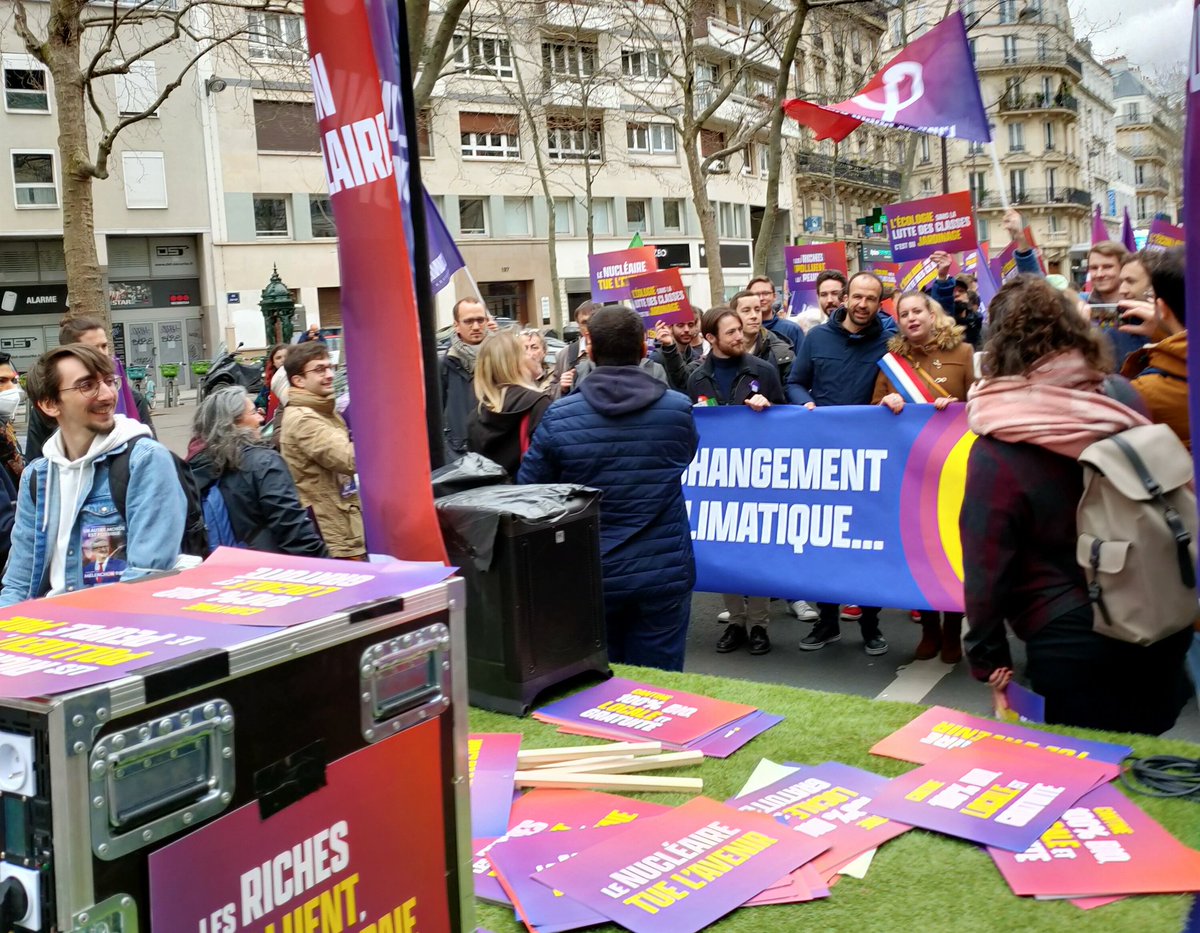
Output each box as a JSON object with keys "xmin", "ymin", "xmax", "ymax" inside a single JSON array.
[
  {"xmin": 189, "ymin": 444, "xmax": 329, "ymax": 558},
  {"xmin": 749, "ymin": 327, "xmax": 796, "ymax": 381},
  {"xmin": 763, "ymin": 313, "xmax": 804, "ymax": 351},
  {"xmin": 687, "ymin": 353, "xmax": 786, "ymax": 406},
  {"xmin": 871, "ymin": 323, "xmax": 977, "ymax": 404},
  {"xmin": 439, "ymin": 343, "xmax": 476, "ymax": 455},
  {"xmin": 1122, "ymin": 330, "xmax": 1190, "ymax": 450},
  {"xmin": 649, "ymin": 342, "xmax": 704, "ymax": 393},
  {"xmin": 0, "ymin": 417, "xmax": 185, "ymax": 606},
  {"xmin": 467, "ymin": 384, "xmax": 553, "ymax": 478},
  {"xmin": 786, "ymin": 307, "xmax": 890, "ymax": 406},
  {"xmin": 930, "ymin": 278, "xmax": 983, "ymax": 349},
  {"xmin": 517, "ymin": 366, "xmax": 698, "ymax": 605},
  {"xmin": 280, "ymin": 388, "xmax": 365, "ymax": 558}
]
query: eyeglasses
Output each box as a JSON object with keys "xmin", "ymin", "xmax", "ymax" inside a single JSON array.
[
  {"xmin": 63, "ymin": 374, "xmax": 121, "ymax": 399},
  {"xmin": 302, "ymin": 364, "xmax": 336, "ymax": 376}
]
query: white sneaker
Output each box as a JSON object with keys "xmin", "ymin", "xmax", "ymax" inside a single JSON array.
[
  {"xmin": 717, "ymin": 610, "xmax": 731, "ymax": 623},
  {"xmin": 788, "ymin": 600, "xmax": 819, "ymax": 622}
]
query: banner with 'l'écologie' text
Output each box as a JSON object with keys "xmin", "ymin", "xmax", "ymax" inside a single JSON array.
[{"xmin": 684, "ymin": 405, "xmax": 974, "ymax": 611}]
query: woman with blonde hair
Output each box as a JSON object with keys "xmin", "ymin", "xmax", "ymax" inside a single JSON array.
[
  {"xmin": 872, "ymin": 288, "xmax": 977, "ymax": 663},
  {"xmin": 467, "ymin": 330, "xmax": 552, "ymax": 476}
]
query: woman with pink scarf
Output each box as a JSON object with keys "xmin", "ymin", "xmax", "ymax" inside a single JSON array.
[{"xmin": 961, "ymin": 275, "xmax": 1191, "ymax": 735}]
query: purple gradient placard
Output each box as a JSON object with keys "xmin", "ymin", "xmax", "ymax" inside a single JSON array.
[
  {"xmin": 0, "ymin": 602, "xmax": 276, "ymax": 698},
  {"xmin": 533, "ymin": 796, "xmax": 828, "ymax": 933},
  {"xmin": 468, "ymin": 733, "xmax": 521, "ymax": 839},
  {"xmin": 1147, "ymin": 217, "xmax": 1184, "ymax": 251},
  {"xmin": 53, "ymin": 548, "xmax": 455, "ymax": 627},
  {"xmin": 589, "ymin": 247, "xmax": 658, "ymax": 304},
  {"xmin": 728, "ymin": 761, "xmax": 911, "ymax": 877},
  {"xmin": 885, "ymin": 192, "xmax": 978, "ymax": 262},
  {"xmin": 691, "ymin": 711, "xmax": 783, "ymax": 759},
  {"xmin": 870, "ymin": 741, "xmax": 1118, "ymax": 852}
]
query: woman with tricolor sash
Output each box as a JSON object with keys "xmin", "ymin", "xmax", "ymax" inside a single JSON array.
[{"xmin": 872, "ymin": 290, "xmax": 976, "ymax": 663}]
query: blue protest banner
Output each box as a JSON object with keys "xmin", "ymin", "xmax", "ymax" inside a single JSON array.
[{"xmin": 684, "ymin": 405, "xmax": 973, "ymax": 611}]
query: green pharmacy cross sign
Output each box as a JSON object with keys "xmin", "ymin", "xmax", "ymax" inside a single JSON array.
[{"xmin": 857, "ymin": 208, "xmax": 888, "ymax": 234}]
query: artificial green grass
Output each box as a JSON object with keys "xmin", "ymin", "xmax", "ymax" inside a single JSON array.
[{"xmin": 469, "ymin": 664, "xmax": 1200, "ymax": 933}]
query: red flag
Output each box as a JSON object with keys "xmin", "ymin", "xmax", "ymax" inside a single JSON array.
[{"xmin": 302, "ymin": 0, "xmax": 445, "ymax": 562}]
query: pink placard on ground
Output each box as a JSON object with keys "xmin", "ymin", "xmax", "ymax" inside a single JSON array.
[
  {"xmin": 468, "ymin": 733, "xmax": 522, "ymax": 839},
  {"xmin": 870, "ymin": 740, "xmax": 1118, "ymax": 853},
  {"xmin": 532, "ymin": 796, "xmax": 828, "ymax": 933}
]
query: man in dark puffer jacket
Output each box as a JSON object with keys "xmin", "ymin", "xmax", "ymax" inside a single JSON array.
[{"xmin": 518, "ymin": 306, "xmax": 698, "ymax": 671}]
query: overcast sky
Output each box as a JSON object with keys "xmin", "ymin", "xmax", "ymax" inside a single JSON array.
[{"xmin": 1070, "ymin": 0, "xmax": 1191, "ymax": 74}]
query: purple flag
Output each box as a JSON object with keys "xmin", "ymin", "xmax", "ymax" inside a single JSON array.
[
  {"xmin": 975, "ymin": 243, "xmax": 999, "ymax": 309},
  {"xmin": 1187, "ymin": 0, "xmax": 1200, "ymax": 545},
  {"xmin": 784, "ymin": 12, "xmax": 990, "ymax": 143},
  {"xmin": 1121, "ymin": 206, "xmax": 1137, "ymax": 252},
  {"xmin": 1091, "ymin": 205, "xmax": 1109, "ymax": 246},
  {"xmin": 424, "ymin": 188, "xmax": 465, "ymax": 294}
]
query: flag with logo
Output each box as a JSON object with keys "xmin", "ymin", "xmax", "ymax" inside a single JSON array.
[
  {"xmin": 783, "ymin": 12, "xmax": 990, "ymax": 143},
  {"xmin": 424, "ymin": 188, "xmax": 465, "ymax": 294}
]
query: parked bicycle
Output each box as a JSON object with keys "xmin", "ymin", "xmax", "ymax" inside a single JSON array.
[{"xmin": 160, "ymin": 363, "xmax": 180, "ymax": 408}]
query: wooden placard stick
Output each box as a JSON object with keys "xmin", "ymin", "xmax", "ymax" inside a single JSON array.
[
  {"xmin": 536, "ymin": 750, "xmax": 703, "ymax": 775},
  {"xmin": 516, "ymin": 742, "xmax": 662, "ymax": 766},
  {"xmin": 529, "ymin": 754, "xmax": 638, "ymax": 771},
  {"xmin": 513, "ymin": 771, "xmax": 703, "ymax": 793}
]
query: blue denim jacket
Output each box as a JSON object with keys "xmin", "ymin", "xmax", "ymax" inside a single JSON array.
[{"xmin": 0, "ymin": 435, "xmax": 185, "ymax": 606}]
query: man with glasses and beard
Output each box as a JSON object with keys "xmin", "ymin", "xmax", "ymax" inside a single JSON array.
[
  {"xmin": 0, "ymin": 344, "xmax": 184, "ymax": 605},
  {"xmin": 280, "ymin": 342, "xmax": 365, "ymax": 560}
]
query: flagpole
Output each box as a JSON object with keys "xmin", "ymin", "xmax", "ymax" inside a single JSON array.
[
  {"xmin": 986, "ymin": 142, "xmax": 1010, "ymax": 211},
  {"xmin": 461, "ymin": 265, "xmax": 486, "ymax": 306}
]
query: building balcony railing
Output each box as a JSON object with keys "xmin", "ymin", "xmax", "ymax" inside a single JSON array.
[
  {"xmin": 1116, "ymin": 113, "xmax": 1177, "ymax": 134},
  {"xmin": 1121, "ymin": 144, "xmax": 1169, "ymax": 162},
  {"xmin": 795, "ymin": 150, "xmax": 900, "ymax": 191},
  {"xmin": 997, "ymin": 93, "xmax": 1078, "ymax": 115},
  {"xmin": 974, "ymin": 187, "xmax": 1090, "ymax": 210},
  {"xmin": 971, "ymin": 49, "xmax": 1083, "ymax": 75},
  {"xmin": 1135, "ymin": 175, "xmax": 1171, "ymax": 192}
]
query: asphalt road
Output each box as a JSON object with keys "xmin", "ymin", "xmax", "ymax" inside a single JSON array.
[{"xmin": 147, "ymin": 398, "xmax": 1200, "ymax": 745}]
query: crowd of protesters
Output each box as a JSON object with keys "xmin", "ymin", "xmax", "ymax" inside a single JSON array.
[
  {"xmin": 438, "ymin": 207, "xmax": 1196, "ymax": 738},
  {"xmin": 0, "ymin": 206, "xmax": 1192, "ymax": 738}
]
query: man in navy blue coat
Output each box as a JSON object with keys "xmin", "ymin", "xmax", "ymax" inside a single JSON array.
[{"xmin": 519, "ymin": 306, "xmax": 699, "ymax": 671}]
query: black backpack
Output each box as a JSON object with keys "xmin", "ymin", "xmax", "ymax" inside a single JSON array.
[{"xmin": 107, "ymin": 437, "xmax": 209, "ymax": 557}]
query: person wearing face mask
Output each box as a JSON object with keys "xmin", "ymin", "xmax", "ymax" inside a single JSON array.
[{"xmin": 0, "ymin": 353, "xmax": 26, "ymax": 489}]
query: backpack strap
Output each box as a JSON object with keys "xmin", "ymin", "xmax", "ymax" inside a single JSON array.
[
  {"xmin": 1138, "ymin": 367, "xmax": 1187, "ymax": 382},
  {"xmin": 1109, "ymin": 433, "xmax": 1195, "ymax": 588},
  {"xmin": 105, "ymin": 436, "xmax": 144, "ymax": 521}
]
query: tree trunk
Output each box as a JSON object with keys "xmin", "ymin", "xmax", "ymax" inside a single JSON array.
[
  {"xmin": 753, "ymin": 0, "xmax": 808, "ymax": 277},
  {"xmin": 684, "ymin": 145, "xmax": 723, "ymax": 303},
  {"xmin": 45, "ymin": 0, "xmax": 109, "ymax": 329}
]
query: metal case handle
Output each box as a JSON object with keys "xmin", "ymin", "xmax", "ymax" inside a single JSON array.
[{"xmin": 360, "ymin": 623, "xmax": 451, "ymax": 743}]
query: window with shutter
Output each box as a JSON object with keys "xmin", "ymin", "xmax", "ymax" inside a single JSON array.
[{"xmin": 254, "ymin": 100, "xmax": 321, "ymax": 153}]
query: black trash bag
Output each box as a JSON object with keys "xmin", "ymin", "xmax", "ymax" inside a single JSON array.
[
  {"xmin": 435, "ymin": 484, "xmax": 599, "ymax": 572},
  {"xmin": 432, "ymin": 453, "xmax": 510, "ymax": 498}
]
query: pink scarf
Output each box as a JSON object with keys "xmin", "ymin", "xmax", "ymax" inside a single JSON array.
[{"xmin": 966, "ymin": 350, "xmax": 1149, "ymax": 459}]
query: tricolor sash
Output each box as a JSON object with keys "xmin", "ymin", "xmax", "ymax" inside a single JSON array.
[{"xmin": 877, "ymin": 352, "xmax": 948, "ymax": 403}]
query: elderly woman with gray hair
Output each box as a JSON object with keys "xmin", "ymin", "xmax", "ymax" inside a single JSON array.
[{"xmin": 187, "ymin": 386, "xmax": 328, "ymax": 557}]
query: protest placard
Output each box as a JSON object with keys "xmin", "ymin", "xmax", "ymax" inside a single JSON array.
[
  {"xmin": 534, "ymin": 677, "xmax": 758, "ymax": 749},
  {"xmin": 627, "ymin": 268, "xmax": 695, "ymax": 329},
  {"xmin": 589, "ymin": 247, "xmax": 658, "ymax": 304},
  {"xmin": 784, "ymin": 244, "xmax": 848, "ymax": 312},
  {"xmin": 1146, "ymin": 218, "xmax": 1185, "ymax": 251},
  {"xmin": 469, "ymin": 733, "xmax": 522, "ymax": 838},
  {"xmin": 869, "ymin": 741, "xmax": 1118, "ymax": 852},
  {"xmin": 885, "ymin": 191, "xmax": 978, "ymax": 262},
  {"xmin": 533, "ymin": 795, "xmax": 828, "ymax": 933},
  {"xmin": 988, "ymin": 783, "xmax": 1200, "ymax": 898},
  {"xmin": 53, "ymin": 547, "xmax": 454, "ymax": 627},
  {"xmin": 869, "ymin": 705, "xmax": 1131, "ymax": 766},
  {"xmin": 727, "ymin": 761, "xmax": 911, "ymax": 879}
]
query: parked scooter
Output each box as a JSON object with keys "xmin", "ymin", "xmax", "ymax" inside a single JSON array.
[{"xmin": 199, "ymin": 343, "xmax": 264, "ymax": 401}]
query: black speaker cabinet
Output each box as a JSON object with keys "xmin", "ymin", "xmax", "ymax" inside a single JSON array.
[{"xmin": 437, "ymin": 486, "xmax": 611, "ymax": 715}]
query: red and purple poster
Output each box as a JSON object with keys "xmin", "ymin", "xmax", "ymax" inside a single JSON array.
[
  {"xmin": 54, "ymin": 548, "xmax": 455, "ymax": 628},
  {"xmin": 690, "ymin": 710, "xmax": 782, "ymax": 759},
  {"xmin": 1146, "ymin": 218, "xmax": 1185, "ymax": 251},
  {"xmin": 870, "ymin": 262, "xmax": 900, "ymax": 291},
  {"xmin": 627, "ymin": 269, "xmax": 695, "ymax": 329},
  {"xmin": 870, "ymin": 705, "xmax": 1131, "ymax": 766},
  {"xmin": 989, "ymin": 783, "xmax": 1200, "ymax": 898},
  {"xmin": 896, "ymin": 253, "xmax": 959, "ymax": 293},
  {"xmin": 869, "ymin": 741, "xmax": 1118, "ymax": 852},
  {"xmin": 885, "ymin": 191, "xmax": 978, "ymax": 262},
  {"xmin": 727, "ymin": 761, "xmax": 911, "ymax": 878},
  {"xmin": 784, "ymin": 244, "xmax": 848, "ymax": 312},
  {"xmin": 0, "ymin": 602, "xmax": 276, "ymax": 698},
  {"xmin": 468, "ymin": 733, "xmax": 521, "ymax": 839},
  {"xmin": 589, "ymin": 247, "xmax": 658, "ymax": 304},
  {"xmin": 989, "ymin": 226, "xmax": 1045, "ymax": 284},
  {"xmin": 150, "ymin": 722, "xmax": 452, "ymax": 931},
  {"xmin": 532, "ymin": 795, "xmax": 828, "ymax": 933},
  {"xmin": 533, "ymin": 678, "xmax": 758, "ymax": 749},
  {"xmin": 473, "ymin": 789, "xmax": 671, "ymax": 905}
]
